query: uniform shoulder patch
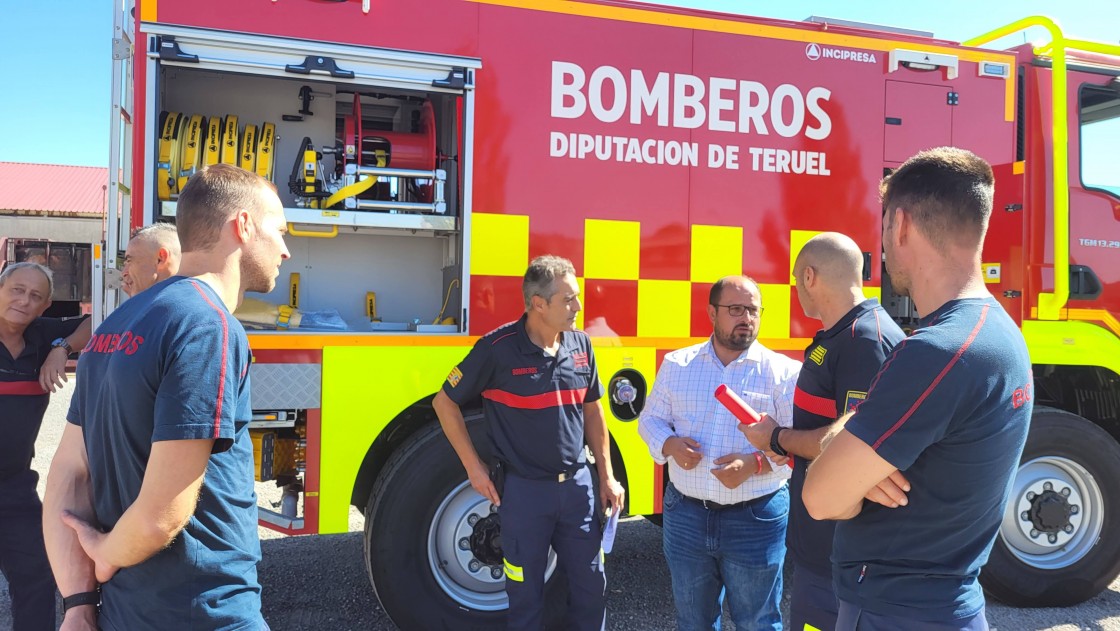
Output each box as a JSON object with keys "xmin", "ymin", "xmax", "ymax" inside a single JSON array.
[
  {"xmin": 447, "ymin": 366, "xmax": 463, "ymax": 387},
  {"xmin": 809, "ymin": 345, "xmax": 827, "ymax": 365},
  {"xmin": 845, "ymin": 390, "xmax": 867, "ymax": 412}
]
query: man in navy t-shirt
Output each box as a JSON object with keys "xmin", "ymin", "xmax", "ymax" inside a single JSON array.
[
  {"xmin": 43, "ymin": 164, "xmax": 290, "ymax": 631},
  {"xmin": 741, "ymin": 233, "xmax": 905, "ymax": 631},
  {"xmin": 803, "ymin": 148, "xmax": 1032, "ymax": 630}
]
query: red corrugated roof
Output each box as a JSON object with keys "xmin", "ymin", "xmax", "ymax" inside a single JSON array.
[{"xmin": 0, "ymin": 162, "xmax": 108, "ymax": 216}]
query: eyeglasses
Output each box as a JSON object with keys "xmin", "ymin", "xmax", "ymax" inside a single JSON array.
[{"xmin": 713, "ymin": 304, "xmax": 764, "ymax": 318}]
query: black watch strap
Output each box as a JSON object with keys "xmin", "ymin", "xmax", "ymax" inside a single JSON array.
[
  {"xmin": 62, "ymin": 590, "xmax": 100, "ymax": 613},
  {"xmin": 769, "ymin": 427, "xmax": 789, "ymax": 458}
]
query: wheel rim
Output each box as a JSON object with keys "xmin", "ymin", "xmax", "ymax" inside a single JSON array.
[
  {"xmin": 427, "ymin": 480, "xmax": 556, "ymax": 611},
  {"xmin": 1000, "ymin": 456, "xmax": 1104, "ymax": 570}
]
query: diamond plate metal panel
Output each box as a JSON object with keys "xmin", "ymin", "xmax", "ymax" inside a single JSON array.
[{"xmin": 251, "ymin": 364, "xmax": 322, "ymax": 409}]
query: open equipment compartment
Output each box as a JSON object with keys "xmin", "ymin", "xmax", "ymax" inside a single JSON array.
[{"xmin": 144, "ymin": 26, "xmax": 479, "ymax": 333}]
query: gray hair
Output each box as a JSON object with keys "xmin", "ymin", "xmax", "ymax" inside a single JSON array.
[
  {"xmin": 522, "ymin": 255, "xmax": 576, "ymax": 310},
  {"xmin": 132, "ymin": 222, "xmax": 181, "ymax": 258},
  {"xmin": 0, "ymin": 262, "xmax": 54, "ymax": 297}
]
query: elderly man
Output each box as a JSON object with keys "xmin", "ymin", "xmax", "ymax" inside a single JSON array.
[
  {"xmin": 0, "ymin": 262, "xmax": 90, "ymax": 630},
  {"xmin": 638, "ymin": 275, "xmax": 800, "ymax": 631},
  {"xmin": 121, "ymin": 223, "xmax": 181, "ymax": 296}
]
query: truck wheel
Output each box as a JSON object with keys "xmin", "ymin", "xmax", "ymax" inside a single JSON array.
[
  {"xmin": 363, "ymin": 414, "xmax": 566, "ymax": 630},
  {"xmin": 981, "ymin": 407, "xmax": 1120, "ymax": 607}
]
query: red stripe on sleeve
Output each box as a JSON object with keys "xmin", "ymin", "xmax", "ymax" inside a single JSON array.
[
  {"xmin": 482, "ymin": 387, "xmax": 588, "ymax": 410},
  {"xmin": 190, "ymin": 282, "xmax": 229, "ymax": 439},
  {"xmin": 794, "ymin": 385, "xmax": 837, "ymax": 418},
  {"xmin": 0, "ymin": 381, "xmax": 47, "ymax": 395},
  {"xmin": 872, "ymin": 305, "xmax": 989, "ymax": 450}
]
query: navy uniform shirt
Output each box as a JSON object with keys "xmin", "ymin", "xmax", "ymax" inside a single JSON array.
[
  {"xmin": 68, "ymin": 277, "xmax": 262, "ymax": 631},
  {"xmin": 0, "ymin": 315, "xmax": 86, "ymax": 478},
  {"xmin": 834, "ymin": 297, "xmax": 1032, "ymax": 621},
  {"xmin": 788, "ymin": 299, "xmax": 904, "ymax": 577},
  {"xmin": 442, "ymin": 314, "xmax": 604, "ymax": 479}
]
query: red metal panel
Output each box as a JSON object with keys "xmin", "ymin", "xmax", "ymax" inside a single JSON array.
[
  {"xmin": 150, "ymin": 0, "xmax": 479, "ymax": 59},
  {"xmin": 689, "ymin": 282, "xmax": 712, "ymax": 338},
  {"xmin": 474, "ymin": 5, "xmax": 693, "ymax": 281},
  {"xmin": 584, "ymin": 279, "xmax": 638, "ymax": 337},
  {"xmin": 884, "ymin": 80, "xmax": 953, "ymax": 164},
  {"xmin": 985, "ymin": 164, "xmax": 1026, "ymax": 323},
  {"xmin": 251, "ymin": 349, "xmax": 324, "ymax": 364},
  {"xmin": 468, "ymin": 275, "xmax": 525, "ymax": 335}
]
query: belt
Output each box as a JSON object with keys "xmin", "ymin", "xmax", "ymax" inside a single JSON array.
[
  {"xmin": 675, "ymin": 485, "xmax": 777, "ymax": 511},
  {"xmin": 508, "ymin": 462, "xmax": 586, "ymax": 483}
]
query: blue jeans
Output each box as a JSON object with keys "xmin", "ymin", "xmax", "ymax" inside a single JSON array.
[{"xmin": 661, "ymin": 482, "xmax": 788, "ymax": 631}]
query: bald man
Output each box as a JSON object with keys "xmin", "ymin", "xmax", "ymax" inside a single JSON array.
[
  {"xmin": 740, "ymin": 233, "xmax": 905, "ymax": 631},
  {"xmin": 121, "ymin": 223, "xmax": 180, "ymax": 296}
]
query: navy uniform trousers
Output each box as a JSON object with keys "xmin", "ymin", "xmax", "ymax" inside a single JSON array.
[
  {"xmin": 499, "ymin": 464, "xmax": 606, "ymax": 631},
  {"xmin": 0, "ymin": 470, "xmax": 56, "ymax": 631}
]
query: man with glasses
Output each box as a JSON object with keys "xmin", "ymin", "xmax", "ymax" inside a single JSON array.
[{"xmin": 638, "ymin": 275, "xmax": 799, "ymax": 631}]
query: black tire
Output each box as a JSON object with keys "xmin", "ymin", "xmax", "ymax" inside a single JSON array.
[
  {"xmin": 981, "ymin": 407, "xmax": 1120, "ymax": 607},
  {"xmin": 363, "ymin": 413, "xmax": 567, "ymax": 630}
]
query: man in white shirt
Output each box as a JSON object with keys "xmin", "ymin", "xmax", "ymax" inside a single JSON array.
[{"xmin": 638, "ymin": 276, "xmax": 799, "ymax": 631}]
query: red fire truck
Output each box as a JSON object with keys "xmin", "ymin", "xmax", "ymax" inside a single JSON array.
[{"xmin": 101, "ymin": 0, "xmax": 1120, "ymax": 626}]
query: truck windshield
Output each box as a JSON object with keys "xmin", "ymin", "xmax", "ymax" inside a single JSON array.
[{"xmin": 1080, "ymin": 84, "xmax": 1120, "ymax": 198}]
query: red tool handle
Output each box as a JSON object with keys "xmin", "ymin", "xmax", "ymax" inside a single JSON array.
[{"xmin": 714, "ymin": 384, "xmax": 762, "ymax": 425}]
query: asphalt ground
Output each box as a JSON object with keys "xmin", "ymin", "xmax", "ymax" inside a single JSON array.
[{"xmin": 5, "ymin": 380, "xmax": 1119, "ymax": 630}]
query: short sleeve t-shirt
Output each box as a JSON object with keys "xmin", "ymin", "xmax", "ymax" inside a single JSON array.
[
  {"xmin": 68, "ymin": 277, "xmax": 262, "ymax": 631},
  {"xmin": 833, "ymin": 297, "xmax": 1032, "ymax": 621},
  {"xmin": 0, "ymin": 315, "xmax": 86, "ymax": 476},
  {"xmin": 441, "ymin": 315, "xmax": 603, "ymax": 479},
  {"xmin": 787, "ymin": 300, "xmax": 904, "ymax": 577}
]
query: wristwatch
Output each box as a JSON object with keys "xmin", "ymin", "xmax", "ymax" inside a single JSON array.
[
  {"xmin": 62, "ymin": 589, "xmax": 100, "ymax": 613},
  {"xmin": 51, "ymin": 337, "xmax": 74, "ymax": 354},
  {"xmin": 769, "ymin": 427, "xmax": 789, "ymax": 458}
]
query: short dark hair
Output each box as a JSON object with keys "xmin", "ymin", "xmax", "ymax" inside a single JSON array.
[
  {"xmin": 709, "ymin": 275, "xmax": 759, "ymax": 306},
  {"xmin": 174, "ymin": 164, "xmax": 277, "ymax": 253},
  {"xmin": 880, "ymin": 147, "xmax": 994, "ymax": 249},
  {"xmin": 523, "ymin": 255, "xmax": 576, "ymax": 309}
]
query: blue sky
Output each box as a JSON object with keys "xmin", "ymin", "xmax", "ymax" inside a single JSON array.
[{"xmin": 0, "ymin": 0, "xmax": 1116, "ymax": 168}]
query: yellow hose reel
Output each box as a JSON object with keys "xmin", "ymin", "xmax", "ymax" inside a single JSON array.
[{"xmin": 156, "ymin": 111, "xmax": 277, "ymax": 201}]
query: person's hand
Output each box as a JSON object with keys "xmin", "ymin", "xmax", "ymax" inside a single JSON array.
[
  {"xmin": 865, "ymin": 470, "xmax": 911, "ymax": 508},
  {"xmin": 61, "ymin": 511, "xmax": 119, "ymax": 584},
  {"xmin": 39, "ymin": 346, "xmax": 70, "ymax": 393},
  {"xmin": 467, "ymin": 460, "xmax": 501, "ymax": 507},
  {"xmin": 663, "ymin": 436, "xmax": 703, "ymax": 470},
  {"xmin": 600, "ymin": 476, "xmax": 625, "ymax": 516},
  {"xmin": 767, "ymin": 453, "xmax": 790, "ymax": 467},
  {"xmin": 59, "ymin": 606, "xmax": 99, "ymax": 631},
  {"xmin": 711, "ymin": 454, "xmax": 753, "ymax": 490},
  {"xmin": 738, "ymin": 415, "xmax": 777, "ymax": 452}
]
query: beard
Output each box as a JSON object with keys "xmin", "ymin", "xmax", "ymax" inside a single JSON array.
[
  {"xmin": 241, "ymin": 253, "xmax": 277, "ymax": 294},
  {"xmin": 714, "ymin": 323, "xmax": 755, "ymax": 351}
]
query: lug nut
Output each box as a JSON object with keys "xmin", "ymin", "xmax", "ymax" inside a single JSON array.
[
  {"xmin": 459, "ymin": 538, "xmax": 470, "ymax": 550},
  {"xmin": 1071, "ymin": 505, "xmax": 1080, "ymax": 515},
  {"xmin": 491, "ymin": 504, "xmax": 499, "ymax": 513},
  {"xmin": 1030, "ymin": 529, "xmax": 1040, "ymax": 538},
  {"xmin": 1064, "ymin": 525, "xmax": 1074, "ymax": 534},
  {"xmin": 469, "ymin": 560, "xmax": 482, "ymax": 572},
  {"xmin": 1048, "ymin": 534, "xmax": 1058, "ymax": 544},
  {"xmin": 1020, "ymin": 511, "xmax": 1030, "ymax": 521},
  {"xmin": 1026, "ymin": 492, "xmax": 1036, "ymax": 501},
  {"xmin": 1043, "ymin": 482, "xmax": 1053, "ymax": 491},
  {"xmin": 468, "ymin": 514, "xmax": 479, "ymax": 526},
  {"xmin": 491, "ymin": 567, "xmax": 503, "ymax": 580},
  {"xmin": 1061, "ymin": 487, "xmax": 1071, "ymax": 497}
]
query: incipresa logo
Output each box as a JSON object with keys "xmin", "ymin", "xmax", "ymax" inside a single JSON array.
[{"xmin": 805, "ymin": 43, "xmax": 877, "ymax": 64}]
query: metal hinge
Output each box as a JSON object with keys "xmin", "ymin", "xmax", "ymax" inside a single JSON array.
[
  {"xmin": 947, "ymin": 91, "xmax": 959, "ymax": 105},
  {"xmin": 1003, "ymin": 290, "xmax": 1022, "ymax": 298},
  {"xmin": 1005, "ymin": 203, "xmax": 1023, "ymax": 212},
  {"xmin": 112, "ymin": 37, "xmax": 131, "ymax": 60}
]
